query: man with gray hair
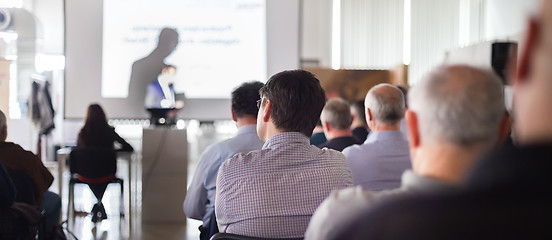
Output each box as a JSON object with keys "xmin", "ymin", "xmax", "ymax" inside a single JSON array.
[
  {"xmin": 305, "ymin": 65, "xmax": 506, "ymax": 240},
  {"xmin": 317, "ymin": 98, "xmax": 360, "ymax": 151},
  {"xmin": 342, "ymin": 83, "xmax": 411, "ymax": 191}
]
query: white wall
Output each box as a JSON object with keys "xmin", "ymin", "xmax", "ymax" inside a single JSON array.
[
  {"xmin": 301, "ymin": 0, "xmax": 332, "ymax": 67},
  {"xmin": 485, "ymin": 0, "xmax": 540, "ymax": 41}
]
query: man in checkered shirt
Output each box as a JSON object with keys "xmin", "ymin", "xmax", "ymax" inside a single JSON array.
[{"xmin": 215, "ymin": 69, "xmax": 353, "ymax": 238}]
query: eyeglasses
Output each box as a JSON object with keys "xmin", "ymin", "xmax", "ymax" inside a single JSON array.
[
  {"xmin": 257, "ymin": 98, "xmax": 267, "ymax": 109},
  {"xmin": 256, "ymin": 99, "xmax": 263, "ymax": 109}
]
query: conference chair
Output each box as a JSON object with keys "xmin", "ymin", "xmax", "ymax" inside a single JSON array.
[
  {"xmin": 210, "ymin": 233, "xmax": 303, "ymax": 240},
  {"xmin": 68, "ymin": 148, "xmax": 124, "ymax": 223}
]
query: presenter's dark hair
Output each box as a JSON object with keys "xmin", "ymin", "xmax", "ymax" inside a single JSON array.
[
  {"xmin": 259, "ymin": 70, "xmax": 326, "ymax": 137},
  {"xmin": 231, "ymin": 81, "xmax": 264, "ymax": 118}
]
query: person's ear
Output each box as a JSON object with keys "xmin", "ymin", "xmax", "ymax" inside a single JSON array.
[
  {"xmin": 366, "ymin": 108, "xmax": 373, "ymax": 122},
  {"xmin": 322, "ymin": 121, "xmax": 330, "ymax": 132},
  {"xmin": 405, "ymin": 110, "xmax": 420, "ymax": 148},
  {"xmin": 231, "ymin": 108, "xmax": 237, "ymax": 122},
  {"xmin": 497, "ymin": 111, "xmax": 512, "ymax": 146},
  {"xmin": 262, "ymin": 99, "xmax": 272, "ymax": 123},
  {"xmin": 516, "ymin": 18, "xmax": 540, "ymax": 85}
]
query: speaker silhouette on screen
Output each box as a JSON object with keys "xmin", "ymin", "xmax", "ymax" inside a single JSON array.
[{"xmin": 127, "ymin": 28, "xmax": 179, "ymax": 111}]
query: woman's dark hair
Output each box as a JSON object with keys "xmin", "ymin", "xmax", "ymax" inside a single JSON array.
[{"xmin": 78, "ymin": 104, "xmax": 109, "ymax": 147}]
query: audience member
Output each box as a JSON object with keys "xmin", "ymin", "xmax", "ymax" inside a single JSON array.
[
  {"xmin": 342, "ymin": 84, "xmax": 411, "ymax": 191},
  {"xmin": 332, "ymin": 2, "xmax": 552, "ymax": 238},
  {"xmin": 310, "ymin": 120, "xmax": 327, "ymax": 145},
  {"xmin": 307, "ymin": 65, "xmax": 506, "ymax": 240},
  {"xmin": 0, "ymin": 109, "xmax": 61, "ymax": 236},
  {"xmin": 0, "ymin": 161, "xmax": 43, "ymax": 239},
  {"xmin": 77, "ymin": 104, "xmax": 134, "ymax": 152},
  {"xmin": 184, "ymin": 81, "xmax": 265, "ymax": 240},
  {"xmin": 215, "ymin": 70, "xmax": 353, "ymax": 238},
  {"xmin": 349, "ymin": 100, "xmax": 369, "ymax": 142},
  {"xmin": 317, "ymin": 98, "xmax": 360, "ymax": 151}
]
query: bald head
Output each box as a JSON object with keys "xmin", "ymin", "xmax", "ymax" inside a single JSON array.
[
  {"xmin": 364, "ymin": 84, "xmax": 405, "ymax": 126},
  {"xmin": 409, "ymin": 65, "xmax": 504, "ymax": 146}
]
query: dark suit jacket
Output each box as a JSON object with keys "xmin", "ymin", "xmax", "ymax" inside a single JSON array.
[
  {"xmin": 333, "ymin": 143, "xmax": 552, "ymax": 240},
  {"xmin": 317, "ymin": 136, "xmax": 360, "ymax": 152},
  {"xmin": 352, "ymin": 127, "xmax": 369, "ymax": 142}
]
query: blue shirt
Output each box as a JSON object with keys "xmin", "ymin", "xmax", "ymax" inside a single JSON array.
[
  {"xmin": 216, "ymin": 132, "xmax": 353, "ymax": 238},
  {"xmin": 342, "ymin": 131, "xmax": 411, "ymax": 191},
  {"xmin": 183, "ymin": 125, "xmax": 264, "ymax": 226}
]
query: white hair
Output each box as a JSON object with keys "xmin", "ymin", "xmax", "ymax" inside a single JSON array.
[
  {"xmin": 320, "ymin": 98, "xmax": 352, "ymax": 130},
  {"xmin": 0, "ymin": 109, "xmax": 5, "ymax": 130},
  {"xmin": 409, "ymin": 65, "xmax": 505, "ymax": 146},
  {"xmin": 364, "ymin": 84, "xmax": 405, "ymax": 125}
]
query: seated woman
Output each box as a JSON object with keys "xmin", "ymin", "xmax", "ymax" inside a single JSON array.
[
  {"xmin": 75, "ymin": 104, "xmax": 133, "ymax": 222},
  {"xmin": 77, "ymin": 104, "xmax": 134, "ymax": 152}
]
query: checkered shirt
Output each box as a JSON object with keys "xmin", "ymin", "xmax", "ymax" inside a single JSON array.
[{"xmin": 215, "ymin": 132, "xmax": 353, "ymax": 238}]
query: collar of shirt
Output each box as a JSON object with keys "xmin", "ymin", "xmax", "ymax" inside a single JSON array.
[
  {"xmin": 262, "ymin": 132, "xmax": 309, "ymax": 149},
  {"xmin": 400, "ymin": 170, "xmax": 456, "ymax": 192},
  {"xmin": 236, "ymin": 124, "xmax": 258, "ymax": 136},
  {"xmin": 364, "ymin": 130, "xmax": 407, "ymax": 144}
]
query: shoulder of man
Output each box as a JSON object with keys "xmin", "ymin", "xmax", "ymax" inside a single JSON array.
[{"xmin": 3, "ymin": 143, "xmax": 38, "ymax": 159}]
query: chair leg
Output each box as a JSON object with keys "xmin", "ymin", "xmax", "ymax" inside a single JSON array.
[
  {"xmin": 67, "ymin": 180, "xmax": 74, "ymax": 221},
  {"xmin": 119, "ymin": 179, "xmax": 124, "ymax": 218}
]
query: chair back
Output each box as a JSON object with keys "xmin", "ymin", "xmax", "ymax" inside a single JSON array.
[
  {"xmin": 69, "ymin": 148, "xmax": 117, "ymax": 179},
  {"xmin": 210, "ymin": 233, "xmax": 303, "ymax": 240},
  {"xmin": 7, "ymin": 170, "xmax": 36, "ymax": 206}
]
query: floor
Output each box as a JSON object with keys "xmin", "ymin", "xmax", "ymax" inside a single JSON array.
[{"xmin": 47, "ymin": 120, "xmax": 237, "ymax": 240}]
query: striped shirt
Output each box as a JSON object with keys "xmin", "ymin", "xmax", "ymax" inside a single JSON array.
[{"xmin": 215, "ymin": 132, "xmax": 353, "ymax": 238}]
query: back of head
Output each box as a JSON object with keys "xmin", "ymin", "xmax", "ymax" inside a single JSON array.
[
  {"xmin": 80, "ymin": 104, "xmax": 110, "ymax": 148},
  {"xmin": 350, "ymin": 100, "xmax": 367, "ymax": 125},
  {"xmin": 84, "ymin": 104, "xmax": 108, "ymax": 129},
  {"xmin": 364, "ymin": 84, "xmax": 405, "ymax": 125},
  {"xmin": 321, "ymin": 98, "xmax": 353, "ymax": 130},
  {"xmin": 396, "ymin": 85, "xmax": 409, "ymax": 108},
  {"xmin": 260, "ymin": 70, "xmax": 326, "ymax": 137},
  {"xmin": 409, "ymin": 65, "xmax": 505, "ymax": 146},
  {"xmin": 231, "ymin": 81, "xmax": 264, "ymax": 118}
]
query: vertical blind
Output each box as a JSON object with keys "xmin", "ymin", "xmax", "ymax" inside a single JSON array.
[
  {"xmin": 338, "ymin": 0, "xmax": 485, "ymax": 85},
  {"xmin": 340, "ymin": 0, "xmax": 404, "ymax": 69},
  {"xmin": 409, "ymin": 0, "xmax": 460, "ymax": 84}
]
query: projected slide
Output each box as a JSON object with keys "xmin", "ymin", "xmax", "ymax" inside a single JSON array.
[{"xmin": 102, "ymin": 0, "xmax": 266, "ymax": 99}]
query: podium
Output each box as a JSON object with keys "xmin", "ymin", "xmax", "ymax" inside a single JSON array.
[{"xmin": 141, "ymin": 127, "xmax": 188, "ymax": 223}]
